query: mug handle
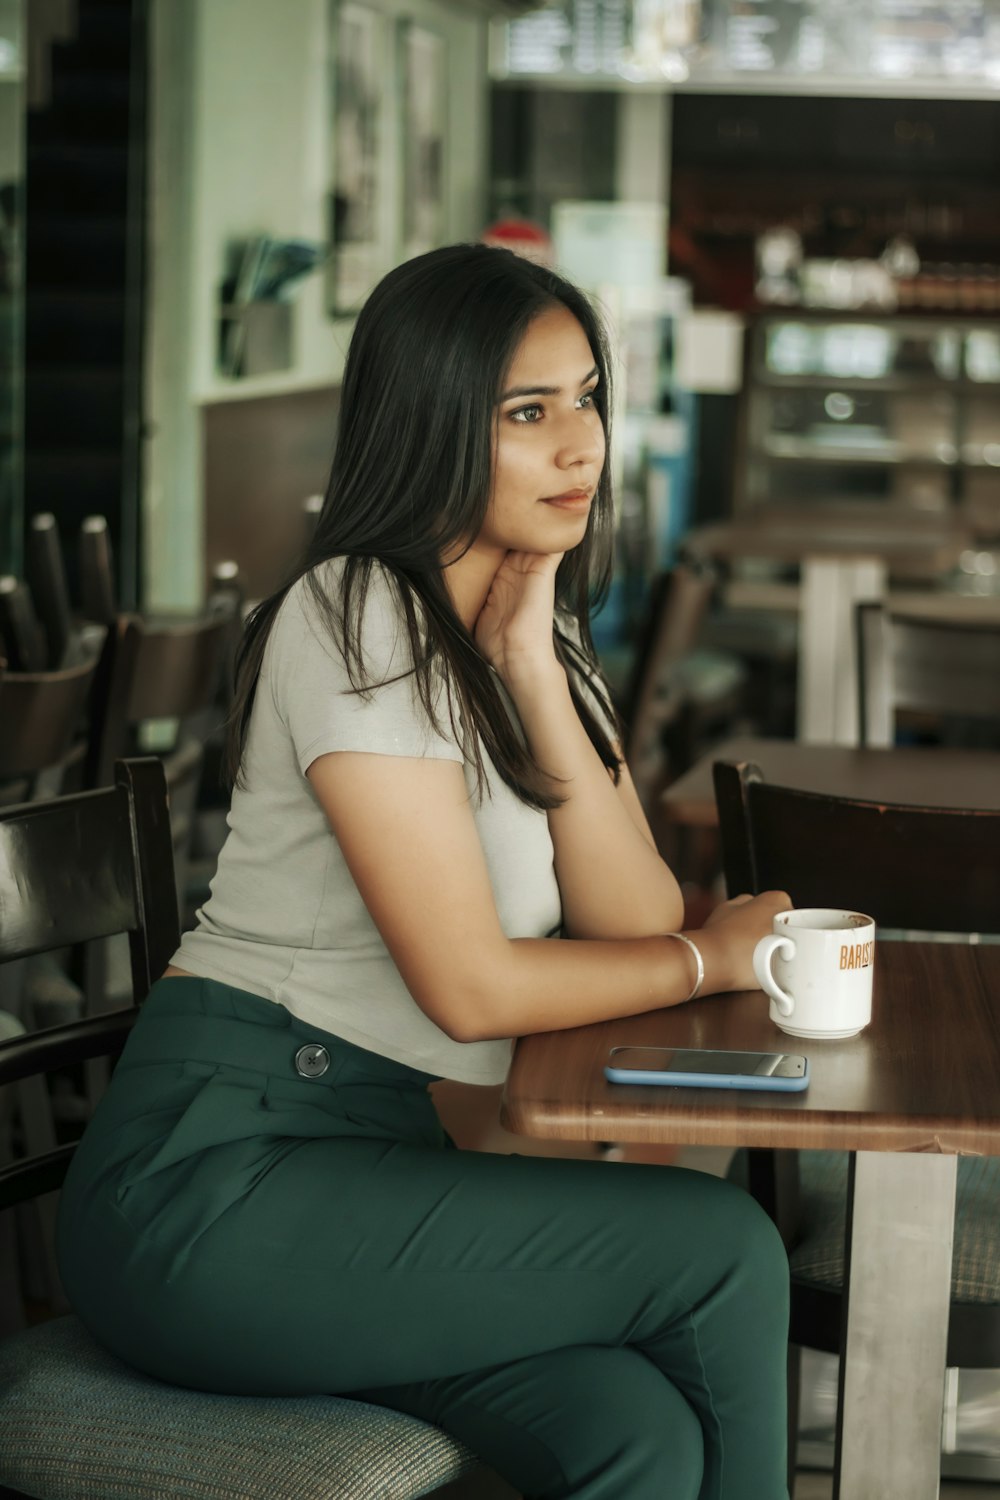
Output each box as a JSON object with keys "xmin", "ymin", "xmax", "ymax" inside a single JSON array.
[{"xmin": 753, "ymin": 933, "xmax": 796, "ymax": 1018}]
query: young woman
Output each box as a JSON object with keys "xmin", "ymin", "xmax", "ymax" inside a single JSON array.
[{"xmin": 58, "ymin": 244, "xmax": 791, "ymax": 1500}]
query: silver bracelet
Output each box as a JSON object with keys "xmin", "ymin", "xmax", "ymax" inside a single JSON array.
[{"xmin": 665, "ymin": 932, "xmax": 705, "ymax": 1002}]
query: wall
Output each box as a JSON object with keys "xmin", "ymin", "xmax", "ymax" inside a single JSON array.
[{"xmin": 145, "ymin": 0, "xmax": 490, "ymax": 609}]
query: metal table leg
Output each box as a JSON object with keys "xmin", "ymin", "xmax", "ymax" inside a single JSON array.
[{"xmin": 834, "ymin": 1150, "xmax": 958, "ymax": 1500}]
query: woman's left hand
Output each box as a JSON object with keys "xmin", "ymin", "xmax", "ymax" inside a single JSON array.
[{"xmin": 474, "ymin": 551, "xmax": 565, "ymax": 690}]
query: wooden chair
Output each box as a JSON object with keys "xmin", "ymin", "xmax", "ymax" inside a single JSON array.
[
  {"xmin": 0, "ymin": 655, "xmax": 99, "ymax": 800},
  {"xmin": 857, "ymin": 602, "xmax": 1000, "ymax": 748},
  {"xmin": 78, "ymin": 514, "xmax": 117, "ymax": 628},
  {"xmin": 0, "ymin": 577, "xmax": 48, "ymax": 673},
  {"xmin": 303, "ymin": 491, "xmax": 324, "ymax": 551},
  {"xmin": 622, "ymin": 563, "xmax": 746, "ymax": 886},
  {"xmin": 623, "ymin": 565, "xmax": 709, "ymax": 791},
  {"xmin": 0, "ymin": 653, "xmax": 109, "ymax": 1301},
  {"xmin": 0, "ymin": 759, "xmax": 484, "ymax": 1500},
  {"xmin": 80, "ymin": 614, "xmax": 142, "ymax": 791},
  {"xmin": 26, "ymin": 513, "xmax": 73, "ymax": 670},
  {"xmin": 125, "ymin": 609, "xmax": 236, "ymax": 918},
  {"xmin": 189, "ymin": 565, "xmax": 247, "ymax": 878},
  {"xmin": 76, "ymin": 516, "xmax": 240, "ymax": 807},
  {"xmin": 622, "ymin": 562, "xmax": 744, "ymax": 810},
  {"xmin": 713, "ymin": 758, "xmax": 1000, "ymax": 1487}
]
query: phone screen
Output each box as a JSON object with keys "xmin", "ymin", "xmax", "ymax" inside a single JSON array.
[{"xmin": 607, "ymin": 1047, "xmax": 807, "ymax": 1079}]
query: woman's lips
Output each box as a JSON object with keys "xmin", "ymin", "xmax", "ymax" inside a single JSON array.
[{"xmin": 541, "ymin": 490, "xmax": 592, "ymax": 511}]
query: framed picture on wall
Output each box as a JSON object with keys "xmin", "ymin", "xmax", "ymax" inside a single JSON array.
[
  {"xmin": 327, "ymin": 0, "xmax": 392, "ymax": 315},
  {"xmin": 398, "ymin": 21, "xmax": 448, "ymax": 262}
]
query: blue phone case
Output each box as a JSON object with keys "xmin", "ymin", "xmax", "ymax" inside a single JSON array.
[{"xmin": 603, "ymin": 1060, "xmax": 810, "ymax": 1092}]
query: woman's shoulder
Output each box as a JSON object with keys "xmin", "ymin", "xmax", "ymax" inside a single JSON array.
[
  {"xmin": 281, "ymin": 556, "xmax": 399, "ymax": 630},
  {"xmin": 276, "ymin": 556, "xmax": 415, "ymax": 680}
]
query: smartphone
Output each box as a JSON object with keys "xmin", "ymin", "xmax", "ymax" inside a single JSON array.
[{"xmin": 604, "ymin": 1046, "xmax": 809, "ymax": 1092}]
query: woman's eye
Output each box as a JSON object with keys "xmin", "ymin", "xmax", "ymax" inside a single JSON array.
[
  {"xmin": 578, "ymin": 391, "xmax": 597, "ymax": 410},
  {"xmin": 510, "ymin": 404, "xmax": 544, "ymax": 424}
]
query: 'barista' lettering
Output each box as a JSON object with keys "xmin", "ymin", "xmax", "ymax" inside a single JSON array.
[{"xmin": 839, "ymin": 941, "xmax": 875, "ymax": 971}]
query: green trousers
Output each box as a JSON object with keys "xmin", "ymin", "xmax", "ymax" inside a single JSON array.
[{"xmin": 57, "ymin": 977, "xmax": 790, "ymax": 1500}]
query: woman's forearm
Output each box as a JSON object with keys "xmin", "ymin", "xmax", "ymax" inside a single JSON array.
[
  {"xmin": 449, "ymin": 928, "xmax": 718, "ymax": 1043},
  {"xmin": 509, "ymin": 667, "xmax": 684, "ymax": 937}
]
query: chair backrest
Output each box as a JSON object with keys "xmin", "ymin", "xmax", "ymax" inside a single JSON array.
[
  {"xmin": 0, "ymin": 758, "xmax": 180, "ymax": 1206},
  {"xmin": 0, "ymin": 657, "xmax": 99, "ymax": 783},
  {"xmin": 209, "ymin": 559, "xmax": 245, "ymax": 615},
  {"xmin": 79, "ymin": 514, "xmax": 118, "ymax": 627},
  {"xmin": 83, "ymin": 614, "xmax": 143, "ymax": 787},
  {"xmin": 127, "ymin": 611, "xmax": 234, "ymax": 725},
  {"xmin": 26, "ymin": 512, "xmax": 72, "ymax": 670},
  {"xmin": 713, "ymin": 758, "xmax": 1000, "ymax": 936},
  {"xmin": 207, "ymin": 562, "xmax": 245, "ymax": 704},
  {"xmin": 0, "ymin": 576, "xmax": 47, "ymax": 673},
  {"xmin": 857, "ymin": 602, "xmax": 1000, "ymax": 748},
  {"xmin": 623, "ymin": 563, "xmax": 717, "ymax": 801},
  {"xmin": 303, "ymin": 492, "xmax": 323, "ymax": 551}
]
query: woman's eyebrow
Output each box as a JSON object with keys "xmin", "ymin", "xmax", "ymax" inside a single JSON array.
[{"xmin": 499, "ymin": 365, "xmax": 600, "ymax": 402}]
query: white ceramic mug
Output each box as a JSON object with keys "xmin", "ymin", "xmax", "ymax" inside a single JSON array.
[{"xmin": 753, "ymin": 908, "xmax": 876, "ymax": 1040}]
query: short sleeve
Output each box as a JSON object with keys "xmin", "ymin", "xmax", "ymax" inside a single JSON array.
[{"xmin": 266, "ymin": 561, "xmax": 464, "ymax": 774}]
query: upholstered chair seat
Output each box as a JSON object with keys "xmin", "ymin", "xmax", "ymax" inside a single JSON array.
[{"xmin": 0, "ymin": 1315, "xmax": 479, "ymax": 1500}]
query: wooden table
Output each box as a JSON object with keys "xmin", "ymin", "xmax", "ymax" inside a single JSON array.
[
  {"xmin": 661, "ymin": 736, "xmax": 1000, "ymax": 829},
  {"xmin": 502, "ymin": 940, "xmax": 1000, "ymax": 1500},
  {"xmin": 684, "ymin": 511, "xmax": 972, "ymax": 744}
]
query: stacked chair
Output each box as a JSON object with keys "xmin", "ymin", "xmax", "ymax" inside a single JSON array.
[
  {"xmin": 3, "ymin": 511, "xmax": 240, "ymax": 916},
  {"xmin": 0, "ymin": 515, "xmax": 240, "ymax": 1356}
]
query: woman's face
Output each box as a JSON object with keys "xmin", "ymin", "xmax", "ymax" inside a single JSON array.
[{"xmin": 475, "ymin": 303, "xmax": 606, "ymax": 560}]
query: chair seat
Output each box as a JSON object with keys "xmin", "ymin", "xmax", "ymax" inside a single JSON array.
[
  {"xmin": 0, "ymin": 1315, "xmax": 479, "ymax": 1500},
  {"xmin": 790, "ymin": 1150, "xmax": 1000, "ymax": 1304}
]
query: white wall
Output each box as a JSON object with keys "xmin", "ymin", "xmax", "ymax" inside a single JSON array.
[{"xmin": 145, "ymin": 0, "xmax": 489, "ymax": 609}]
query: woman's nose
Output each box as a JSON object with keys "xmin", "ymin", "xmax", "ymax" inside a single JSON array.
[{"xmin": 556, "ymin": 413, "xmax": 605, "ymax": 470}]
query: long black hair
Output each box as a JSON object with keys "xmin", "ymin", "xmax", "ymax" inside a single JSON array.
[{"xmin": 225, "ymin": 242, "xmax": 622, "ymax": 809}]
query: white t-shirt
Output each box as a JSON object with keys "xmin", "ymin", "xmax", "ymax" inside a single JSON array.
[{"xmin": 174, "ymin": 558, "xmax": 571, "ymax": 1084}]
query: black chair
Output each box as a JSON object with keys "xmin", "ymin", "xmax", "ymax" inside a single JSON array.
[
  {"xmin": 126, "ymin": 609, "xmax": 236, "ymax": 920},
  {"xmin": 622, "ymin": 563, "xmax": 716, "ymax": 810},
  {"xmin": 0, "ymin": 655, "xmax": 100, "ymax": 802},
  {"xmin": 303, "ymin": 491, "xmax": 324, "ymax": 551},
  {"xmin": 0, "ymin": 759, "xmax": 485, "ymax": 1500},
  {"xmin": 78, "ymin": 514, "xmax": 117, "ymax": 629},
  {"xmin": 0, "ymin": 577, "xmax": 47, "ymax": 673},
  {"xmin": 0, "ymin": 653, "xmax": 115, "ymax": 1311},
  {"xmin": 713, "ymin": 757, "xmax": 1000, "ymax": 1490},
  {"xmin": 79, "ymin": 518, "xmax": 241, "ymax": 937},
  {"xmin": 189, "ymin": 564, "xmax": 247, "ymax": 883},
  {"xmin": 622, "ymin": 563, "xmax": 745, "ymax": 875},
  {"xmin": 620, "ymin": 564, "xmax": 746, "ymax": 810},
  {"xmin": 26, "ymin": 513, "xmax": 73, "ymax": 670},
  {"xmin": 857, "ymin": 601, "xmax": 1000, "ymax": 749}
]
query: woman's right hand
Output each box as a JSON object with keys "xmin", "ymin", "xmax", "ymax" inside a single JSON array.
[
  {"xmin": 473, "ymin": 550, "xmax": 564, "ymax": 693},
  {"xmin": 691, "ymin": 890, "xmax": 791, "ymax": 995}
]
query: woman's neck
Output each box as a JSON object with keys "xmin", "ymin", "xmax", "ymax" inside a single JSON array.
[{"xmin": 442, "ymin": 540, "xmax": 506, "ymax": 633}]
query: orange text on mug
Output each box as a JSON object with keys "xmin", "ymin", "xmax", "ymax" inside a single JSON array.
[{"xmin": 839, "ymin": 940, "xmax": 875, "ymax": 971}]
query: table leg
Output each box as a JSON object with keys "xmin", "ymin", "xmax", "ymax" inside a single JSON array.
[
  {"xmin": 833, "ymin": 1151, "xmax": 957, "ymax": 1500},
  {"xmin": 797, "ymin": 557, "xmax": 885, "ymax": 744}
]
